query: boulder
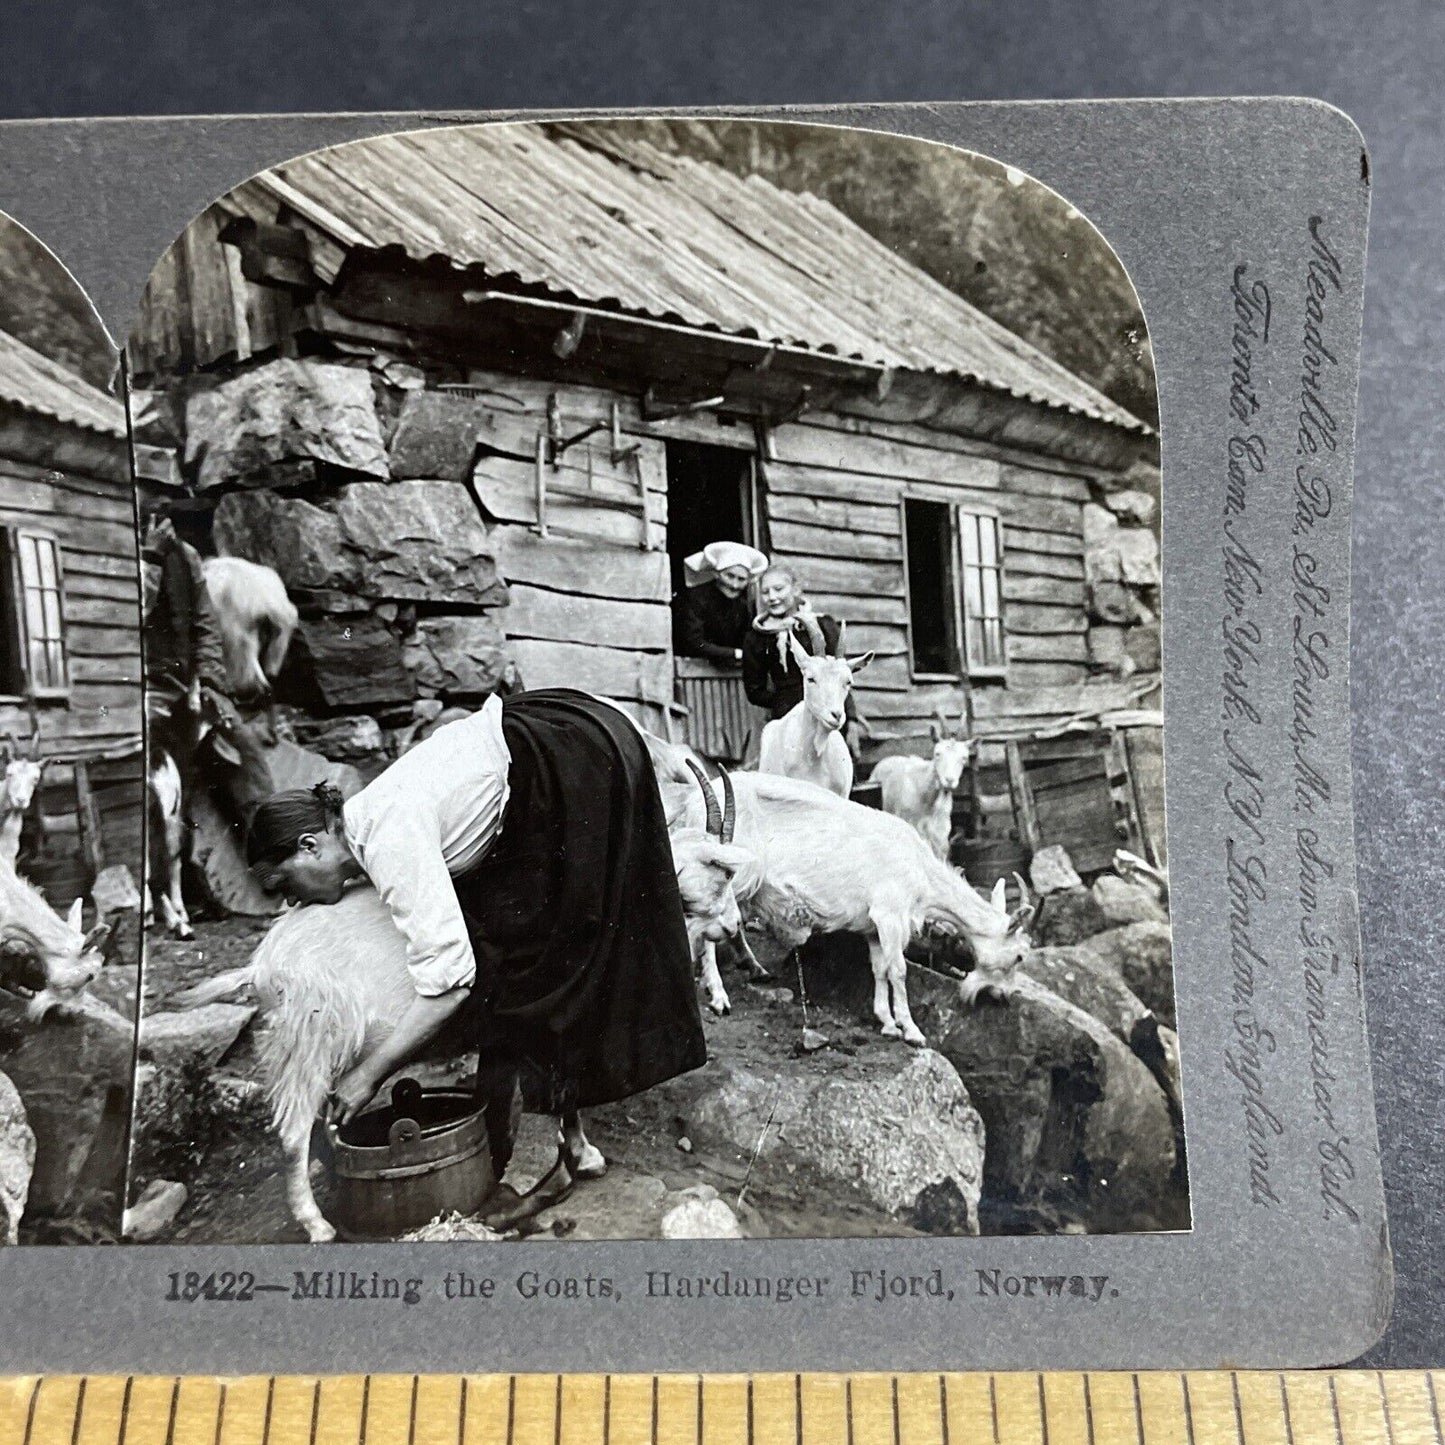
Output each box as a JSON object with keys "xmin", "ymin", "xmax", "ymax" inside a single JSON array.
[
  {"xmin": 141, "ymin": 1003, "xmax": 256, "ymax": 1070},
  {"xmin": 123, "ymin": 1179, "xmax": 187, "ymax": 1242},
  {"xmin": 0, "ymin": 1067, "xmax": 35, "ymax": 1244},
  {"xmin": 1091, "ymin": 873, "xmax": 1169, "ymax": 928},
  {"xmin": 189, "ymin": 791, "xmax": 281, "ymax": 919},
  {"xmin": 1115, "ymin": 527, "xmax": 1161, "ymax": 587},
  {"xmin": 290, "ymin": 714, "xmax": 386, "ymax": 764},
  {"xmin": 388, "ymin": 389, "xmax": 509, "ymax": 481},
  {"xmin": 1103, "ymin": 489, "xmax": 1156, "ymax": 526},
  {"xmin": 2, "ymin": 1006, "xmax": 134, "ymax": 1220},
  {"xmin": 674, "ymin": 1048, "xmax": 985, "ymax": 1233},
  {"xmin": 214, "ymin": 479, "xmax": 505, "ymax": 607},
  {"xmin": 1030, "ymin": 844, "xmax": 1082, "ymax": 895},
  {"xmin": 1081, "ymin": 922, "xmax": 1176, "ymax": 1027},
  {"xmin": 86, "ymin": 965, "xmax": 141, "ymax": 1023},
  {"xmin": 1087, "ymin": 625, "xmax": 1134, "ymax": 676},
  {"xmin": 1021, "ymin": 946, "xmax": 1155, "ymax": 1047},
  {"xmin": 1033, "ymin": 885, "xmax": 1108, "ymax": 945},
  {"xmin": 1083, "ymin": 503, "xmax": 1161, "ymax": 589},
  {"xmin": 661, "ymin": 1196, "xmax": 744, "ymax": 1240},
  {"xmin": 92, "ymin": 864, "xmax": 142, "ymax": 969},
  {"xmin": 263, "ymin": 735, "xmax": 366, "ymax": 800},
  {"xmin": 1124, "ymin": 621, "xmax": 1162, "ymax": 673},
  {"xmin": 402, "ymin": 616, "xmax": 512, "ymax": 699},
  {"xmin": 1087, "ymin": 581, "xmax": 1148, "ymax": 625},
  {"xmin": 186, "ymin": 359, "xmax": 389, "ymax": 490},
  {"xmin": 905, "ymin": 968, "xmax": 1180, "ymax": 1233},
  {"xmin": 290, "ymin": 615, "xmax": 416, "ymax": 709}
]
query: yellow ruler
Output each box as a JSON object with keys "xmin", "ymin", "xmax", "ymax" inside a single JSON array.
[{"xmin": 0, "ymin": 1371, "xmax": 1438, "ymax": 1445}]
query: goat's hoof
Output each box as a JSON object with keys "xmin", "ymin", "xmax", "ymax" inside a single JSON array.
[
  {"xmin": 170, "ymin": 922, "xmax": 194, "ymax": 941},
  {"xmin": 902, "ymin": 1026, "xmax": 926, "ymax": 1047},
  {"xmin": 707, "ymin": 994, "xmax": 732, "ymax": 1016},
  {"xmin": 304, "ymin": 1219, "xmax": 337, "ymax": 1244},
  {"xmin": 879, "ymin": 1021, "xmax": 902, "ymax": 1039},
  {"xmin": 574, "ymin": 1144, "xmax": 607, "ymax": 1179}
]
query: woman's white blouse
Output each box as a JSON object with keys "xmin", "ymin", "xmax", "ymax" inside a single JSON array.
[{"xmin": 342, "ymin": 697, "xmax": 511, "ymax": 997}]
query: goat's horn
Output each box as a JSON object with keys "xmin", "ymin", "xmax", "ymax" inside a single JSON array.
[
  {"xmin": 799, "ymin": 609, "xmax": 827, "ymax": 655},
  {"xmin": 684, "ymin": 757, "xmax": 722, "ymax": 837},
  {"xmin": 834, "ymin": 618, "xmax": 847, "ymax": 657},
  {"xmin": 1011, "ymin": 872, "xmax": 1031, "ymax": 909},
  {"xmin": 719, "ymin": 768, "xmax": 736, "ymax": 844}
]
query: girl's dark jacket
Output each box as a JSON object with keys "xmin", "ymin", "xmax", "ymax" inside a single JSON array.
[{"xmin": 741, "ymin": 613, "xmax": 860, "ymax": 723}]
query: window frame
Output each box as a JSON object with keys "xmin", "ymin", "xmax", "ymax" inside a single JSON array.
[
  {"xmin": 2, "ymin": 526, "xmax": 71, "ymax": 701},
  {"xmin": 900, "ymin": 496, "xmax": 1008, "ymax": 683}
]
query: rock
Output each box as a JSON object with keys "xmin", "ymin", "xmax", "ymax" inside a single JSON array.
[
  {"xmin": 661, "ymin": 1196, "xmax": 744, "ymax": 1239},
  {"xmin": 214, "ymin": 479, "xmax": 505, "ymax": 606},
  {"xmin": 905, "ymin": 968, "xmax": 1180, "ymax": 1233},
  {"xmin": 141, "ymin": 1003, "xmax": 256, "ymax": 1070},
  {"xmin": 123, "ymin": 1179, "xmax": 187, "ymax": 1241},
  {"xmin": 290, "ymin": 615, "xmax": 416, "ymax": 709},
  {"xmin": 186, "ymin": 359, "xmax": 389, "ymax": 490},
  {"xmin": 1087, "ymin": 581, "xmax": 1149, "ymax": 625},
  {"xmin": 86, "ymin": 965, "xmax": 140, "ymax": 1023},
  {"xmin": 0, "ymin": 1068, "xmax": 35, "ymax": 1244},
  {"xmin": 1115, "ymin": 527, "xmax": 1161, "ymax": 587},
  {"xmin": 1083, "ymin": 504, "xmax": 1161, "ymax": 590},
  {"xmin": 800, "ymin": 1028, "xmax": 830, "ymax": 1053},
  {"xmin": 1030, "ymin": 844, "xmax": 1082, "ymax": 895},
  {"xmin": 263, "ymin": 736, "xmax": 366, "ymax": 799},
  {"xmin": 290, "ymin": 714, "xmax": 386, "ymax": 763},
  {"xmin": 1082, "ymin": 501, "xmax": 1118, "ymax": 554},
  {"xmin": 1081, "ymin": 922, "xmax": 1176, "ymax": 1027},
  {"xmin": 1124, "ymin": 621, "xmax": 1162, "ymax": 673},
  {"xmin": 1021, "ymin": 946, "xmax": 1155, "ymax": 1047},
  {"xmin": 388, "ymin": 389, "xmax": 508, "ymax": 481},
  {"xmin": 1091, "ymin": 873, "xmax": 1169, "ymax": 928},
  {"xmin": 749, "ymin": 985, "xmax": 795, "ymax": 1005},
  {"xmin": 189, "ymin": 791, "xmax": 282, "ymax": 919},
  {"xmin": 1033, "ymin": 886, "xmax": 1108, "ymax": 945},
  {"xmin": 92, "ymin": 863, "xmax": 140, "ymax": 915},
  {"xmin": 676, "ymin": 1049, "xmax": 985, "ymax": 1233},
  {"xmin": 1103, "ymin": 489, "xmax": 1156, "ymax": 525},
  {"xmin": 3, "ymin": 1006, "xmax": 134, "ymax": 1220},
  {"xmin": 675, "ymin": 1136, "xmax": 693, "ymax": 1154},
  {"xmin": 1087, "ymin": 625, "xmax": 1135, "ymax": 676},
  {"xmin": 402, "ymin": 616, "xmax": 512, "ymax": 698}
]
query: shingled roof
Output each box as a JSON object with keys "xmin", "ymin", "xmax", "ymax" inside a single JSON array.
[
  {"xmin": 231, "ymin": 123, "xmax": 1145, "ymax": 434},
  {"xmin": 0, "ymin": 326, "xmax": 126, "ymax": 438}
]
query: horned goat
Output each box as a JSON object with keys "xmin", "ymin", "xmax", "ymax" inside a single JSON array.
[
  {"xmin": 757, "ymin": 615, "xmax": 872, "ymax": 797},
  {"xmin": 0, "ymin": 726, "xmax": 44, "ymax": 870},
  {"xmin": 0, "ymin": 857, "xmax": 110, "ymax": 1024},
  {"xmin": 870, "ymin": 709, "xmax": 973, "ymax": 861},
  {"xmin": 202, "ymin": 556, "xmax": 298, "ymax": 700},
  {"xmin": 670, "ymin": 770, "xmax": 1033, "ymax": 1046}
]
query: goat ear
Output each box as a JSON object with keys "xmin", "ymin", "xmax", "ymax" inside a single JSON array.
[
  {"xmin": 845, "ymin": 651, "xmax": 874, "ymax": 674},
  {"xmin": 65, "ymin": 897, "xmax": 84, "ymax": 933},
  {"xmin": 929, "ymin": 719, "xmax": 942, "ymax": 742},
  {"xmin": 990, "ymin": 877, "xmax": 1008, "ymax": 913}
]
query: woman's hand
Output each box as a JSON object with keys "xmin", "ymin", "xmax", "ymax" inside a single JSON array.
[{"xmin": 329, "ymin": 1062, "xmax": 383, "ymax": 1126}]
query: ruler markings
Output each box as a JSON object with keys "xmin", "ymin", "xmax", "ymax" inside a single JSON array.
[
  {"xmin": 70, "ymin": 1376, "xmax": 86, "ymax": 1445},
  {"xmin": 311, "ymin": 1382, "xmax": 322, "ymax": 1445},
  {"xmin": 939, "ymin": 1377, "xmax": 951, "ymax": 1445},
  {"xmin": 24, "ymin": 1375, "xmax": 44, "ymax": 1445},
  {"xmin": 653, "ymin": 1377, "xmax": 660, "ymax": 1445},
  {"xmin": 1430, "ymin": 1376, "xmax": 1444, "ymax": 1445},
  {"xmin": 1135, "ymin": 1375, "xmax": 1147, "ymax": 1445}
]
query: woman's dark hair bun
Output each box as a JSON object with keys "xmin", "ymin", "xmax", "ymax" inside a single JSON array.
[{"xmin": 311, "ymin": 781, "xmax": 346, "ymax": 820}]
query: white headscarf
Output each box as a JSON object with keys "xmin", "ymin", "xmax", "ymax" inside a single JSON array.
[{"xmin": 683, "ymin": 540, "xmax": 769, "ymax": 588}]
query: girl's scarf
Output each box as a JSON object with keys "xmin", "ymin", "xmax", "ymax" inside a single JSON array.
[{"xmin": 752, "ymin": 603, "xmax": 821, "ymax": 671}]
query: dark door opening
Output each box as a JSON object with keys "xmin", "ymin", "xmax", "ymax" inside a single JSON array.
[{"xmin": 665, "ymin": 440, "xmax": 760, "ymax": 654}]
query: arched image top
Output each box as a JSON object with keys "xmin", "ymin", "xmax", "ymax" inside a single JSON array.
[{"xmin": 123, "ymin": 118, "xmax": 1179, "ymax": 1247}]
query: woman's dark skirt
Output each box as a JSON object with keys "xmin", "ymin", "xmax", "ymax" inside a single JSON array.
[{"xmin": 450, "ymin": 688, "xmax": 705, "ymax": 1119}]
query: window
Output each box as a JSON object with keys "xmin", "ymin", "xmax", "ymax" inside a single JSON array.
[
  {"xmin": 903, "ymin": 500, "xmax": 1005, "ymax": 679},
  {"xmin": 3, "ymin": 528, "xmax": 69, "ymax": 698}
]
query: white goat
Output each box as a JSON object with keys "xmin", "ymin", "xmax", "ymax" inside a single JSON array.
[
  {"xmin": 0, "ymin": 728, "xmax": 45, "ymax": 870},
  {"xmin": 758, "ymin": 617, "xmax": 872, "ymax": 798},
  {"xmin": 0, "ymin": 1067, "xmax": 34, "ymax": 1245},
  {"xmin": 670, "ymin": 771, "xmax": 1033, "ymax": 1046},
  {"xmin": 0, "ymin": 859, "xmax": 110, "ymax": 1024},
  {"xmin": 871, "ymin": 710, "xmax": 973, "ymax": 861},
  {"xmin": 202, "ymin": 556, "xmax": 298, "ymax": 699},
  {"xmin": 145, "ymin": 749, "xmax": 190, "ymax": 939}
]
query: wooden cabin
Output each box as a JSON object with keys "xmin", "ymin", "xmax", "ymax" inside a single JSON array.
[
  {"xmin": 0, "ymin": 327, "xmax": 142, "ymax": 906},
  {"xmin": 125, "ymin": 121, "xmax": 1165, "ymax": 878}
]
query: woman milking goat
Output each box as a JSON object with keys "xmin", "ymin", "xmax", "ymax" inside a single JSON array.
[{"xmin": 244, "ymin": 687, "xmax": 707, "ymax": 1207}]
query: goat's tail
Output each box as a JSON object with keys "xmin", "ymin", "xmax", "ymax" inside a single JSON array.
[{"xmin": 172, "ymin": 965, "xmax": 256, "ymax": 1010}]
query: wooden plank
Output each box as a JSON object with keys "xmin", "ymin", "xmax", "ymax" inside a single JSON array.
[
  {"xmin": 770, "ymin": 422, "xmax": 1003, "ymax": 488},
  {"xmin": 73, "ymin": 761, "xmax": 105, "ymax": 876},
  {"xmin": 1005, "ymin": 740, "xmax": 1042, "ymax": 850},
  {"xmin": 59, "ymin": 549, "xmax": 143, "ymax": 579},
  {"xmin": 66, "ymin": 624, "xmax": 141, "ymax": 658},
  {"xmin": 1000, "ymin": 463, "xmax": 1092, "ymax": 502},
  {"xmin": 68, "ymin": 655, "xmax": 141, "ymax": 686},
  {"xmin": 490, "ymin": 525, "xmax": 670, "ymax": 603},
  {"xmin": 1004, "ymin": 602, "xmax": 1088, "ymax": 635},
  {"xmin": 472, "ymin": 458, "xmax": 647, "ymax": 549},
  {"xmin": 502, "ymin": 583, "xmax": 671, "ymax": 651},
  {"xmin": 763, "ymin": 460, "xmax": 903, "ymax": 505},
  {"xmin": 1002, "ymin": 573, "xmax": 1086, "ymax": 607},
  {"xmin": 1007, "ymin": 660, "xmax": 1090, "ymax": 688},
  {"xmin": 1007, "ymin": 632, "xmax": 1089, "ymax": 663},
  {"xmin": 65, "ymin": 572, "xmax": 140, "ymax": 604},
  {"xmin": 805, "ymin": 591, "xmax": 908, "ymax": 624},
  {"xmin": 971, "ymin": 679, "xmax": 1143, "ymax": 720},
  {"xmin": 857, "ymin": 683, "xmax": 971, "ymax": 720},
  {"xmin": 849, "ymin": 654, "xmax": 911, "ymax": 692},
  {"xmin": 1004, "ymin": 549, "xmax": 1086, "ymax": 580},
  {"xmin": 766, "ymin": 519, "xmax": 901, "ymax": 561},
  {"xmin": 762, "ymin": 551, "xmax": 904, "ymax": 597},
  {"xmin": 764, "ymin": 491, "xmax": 900, "ymax": 536},
  {"xmin": 1003, "ymin": 525, "xmax": 1085, "ymax": 557},
  {"xmin": 508, "ymin": 639, "xmax": 672, "ymax": 705},
  {"xmin": 832, "ymin": 621, "xmax": 909, "ymax": 656}
]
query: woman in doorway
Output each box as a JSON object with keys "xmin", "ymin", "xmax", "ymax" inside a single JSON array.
[
  {"xmin": 742, "ymin": 565, "xmax": 872, "ymax": 745},
  {"xmin": 243, "ymin": 688, "xmax": 706, "ymax": 1180},
  {"xmin": 675, "ymin": 539, "xmax": 769, "ymax": 664}
]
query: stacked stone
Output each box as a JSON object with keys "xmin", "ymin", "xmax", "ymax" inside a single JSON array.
[{"xmin": 1082, "ymin": 455, "xmax": 1162, "ymax": 680}]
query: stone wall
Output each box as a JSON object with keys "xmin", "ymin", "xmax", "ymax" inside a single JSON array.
[{"xmin": 1082, "ymin": 456, "xmax": 1162, "ymax": 680}]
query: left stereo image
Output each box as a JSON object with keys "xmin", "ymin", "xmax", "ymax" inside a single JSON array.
[{"xmin": 0, "ymin": 210, "xmax": 142, "ymax": 1246}]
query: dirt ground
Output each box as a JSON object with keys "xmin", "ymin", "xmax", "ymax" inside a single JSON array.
[{"xmin": 136, "ymin": 918, "xmax": 927, "ymax": 1245}]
